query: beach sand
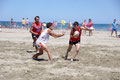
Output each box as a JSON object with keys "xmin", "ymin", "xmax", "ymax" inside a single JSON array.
[{"xmin": 0, "ymin": 28, "xmax": 120, "ymax": 80}]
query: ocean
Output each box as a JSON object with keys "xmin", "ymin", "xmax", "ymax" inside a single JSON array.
[{"xmin": 0, "ymin": 21, "xmax": 120, "ymax": 31}]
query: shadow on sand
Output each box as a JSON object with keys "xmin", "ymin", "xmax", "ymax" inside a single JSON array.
[{"xmin": 33, "ymin": 58, "xmax": 48, "ymax": 61}]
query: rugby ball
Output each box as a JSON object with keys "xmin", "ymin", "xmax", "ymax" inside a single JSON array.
[{"xmin": 74, "ymin": 31, "xmax": 79, "ymax": 38}]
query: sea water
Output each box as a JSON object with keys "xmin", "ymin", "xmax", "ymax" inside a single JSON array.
[{"xmin": 0, "ymin": 21, "xmax": 119, "ymax": 31}]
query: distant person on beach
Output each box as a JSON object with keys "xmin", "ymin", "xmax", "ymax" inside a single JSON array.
[
  {"xmin": 53, "ymin": 21, "xmax": 58, "ymax": 29},
  {"xmin": 4, "ymin": 23, "xmax": 7, "ymax": 28},
  {"xmin": 88, "ymin": 19, "xmax": 94, "ymax": 36},
  {"xmin": 82, "ymin": 20, "xmax": 87, "ymax": 35},
  {"xmin": 0, "ymin": 23, "xmax": 1, "ymax": 28},
  {"xmin": 2, "ymin": 23, "xmax": 7, "ymax": 28},
  {"xmin": 22, "ymin": 18, "xmax": 26, "ymax": 29},
  {"xmin": 64, "ymin": 21, "xmax": 90, "ymax": 61},
  {"xmin": 14, "ymin": 23, "xmax": 17, "ymax": 28},
  {"xmin": 68, "ymin": 21, "xmax": 72, "ymax": 29},
  {"xmin": 10, "ymin": 18, "xmax": 14, "ymax": 28},
  {"xmin": 32, "ymin": 22, "xmax": 65, "ymax": 62},
  {"xmin": 25, "ymin": 18, "xmax": 29, "ymax": 30},
  {"xmin": 0, "ymin": 23, "xmax": 2, "ymax": 32},
  {"xmin": 111, "ymin": 19, "xmax": 119, "ymax": 37},
  {"xmin": 30, "ymin": 16, "xmax": 42, "ymax": 52}
]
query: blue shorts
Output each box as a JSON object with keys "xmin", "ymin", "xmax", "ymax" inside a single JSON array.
[
  {"xmin": 22, "ymin": 24, "xmax": 25, "ymax": 26},
  {"xmin": 112, "ymin": 29, "xmax": 117, "ymax": 31}
]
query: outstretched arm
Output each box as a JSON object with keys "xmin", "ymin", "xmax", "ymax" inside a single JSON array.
[
  {"xmin": 48, "ymin": 29, "xmax": 65, "ymax": 38},
  {"xmin": 80, "ymin": 27, "xmax": 90, "ymax": 31}
]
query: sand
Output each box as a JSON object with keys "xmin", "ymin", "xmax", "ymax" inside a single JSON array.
[{"xmin": 0, "ymin": 28, "xmax": 120, "ymax": 80}]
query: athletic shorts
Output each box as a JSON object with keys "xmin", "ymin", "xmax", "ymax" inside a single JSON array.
[
  {"xmin": 26, "ymin": 24, "xmax": 29, "ymax": 26},
  {"xmin": 22, "ymin": 24, "xmax": 25, "ymax": 26},
  {"xmin": 32, "ymin": 34, "xmax": 39, "ymax": 39},
  {"xmin": 36, "ymin": 42, "xmax": 44, "ymax": 48},
  {"xmin": 89, "ymin": 27, "xmax": 94, "ymax": 30},
  {"xmin": 112, "ymin": 29, "xmax": 117, "ymax": 31},
  {"xmin": 69, "ymin": 40, "xmax": 80, "ymax": 45}
]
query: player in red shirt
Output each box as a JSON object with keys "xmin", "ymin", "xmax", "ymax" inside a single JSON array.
[{"xmin": 64, "ymin": 21, "xmax": 90, "ymax": 61}]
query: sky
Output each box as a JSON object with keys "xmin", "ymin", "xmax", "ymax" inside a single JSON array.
[{"xmin": 0, "ymin": 0, "xmax": 120, "ymax": 24}]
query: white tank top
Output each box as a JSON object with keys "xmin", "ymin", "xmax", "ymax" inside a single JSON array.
[{"xmin": 36, "ymin": 28, "xmax": 49, "ymax": 45}]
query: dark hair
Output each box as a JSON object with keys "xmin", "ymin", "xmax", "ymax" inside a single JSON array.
[
  {"xmin": 34, "ymin": 16, "xmax": 40, "ymax": 20},
  {"xmin": 73, "ymin": 21, "xmax": 79, "ymax": 26},
  {"xmin": 47, "ymin": 22, "xmax": 52, "ymax": 28},
  {"xmin": 89, "ymin": 19, "xmax": 92, "ymax": 21}
]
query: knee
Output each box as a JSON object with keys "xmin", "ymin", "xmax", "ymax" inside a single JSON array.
[
  {"xmin": 67, "ymin": 48, "xmax": 71, "ymax": 52},
  {"xmin": 38, "ymin": 52, "xmax": 43, "ymax": 55},
  {"xmin": 76, "ymin": 49, "xmax": 79, "ymax": 53}
]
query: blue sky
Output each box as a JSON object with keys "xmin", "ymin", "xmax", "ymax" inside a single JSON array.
[{"xmin": 0, "ymin": 0, "xmax": 120, "ymax": 23}]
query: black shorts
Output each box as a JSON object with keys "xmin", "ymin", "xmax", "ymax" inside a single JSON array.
[
  {"xmin": 32, "ymin": 34, "xmax": 39, "ymax": 39},
  {"xmin": 69, "ymin": 40, "xmax": 80, "ymax": 45}
]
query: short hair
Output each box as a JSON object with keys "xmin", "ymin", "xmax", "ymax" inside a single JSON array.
[
  {"xmin": 73, "ymin": 21, "xmax": 79, "ymax": 26},
  {"xmin": 89, "ymin": 19, "xmax": 92, "ymax": 21},
  {"xmin": 34, "ymin": 16, "xmax": 40, "ymax": 20},
  {"xmin": 47, "ymin": 22, "xmax": 52, "ymax": 28}
]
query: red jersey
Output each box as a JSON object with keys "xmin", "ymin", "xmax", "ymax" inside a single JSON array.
[
  {"xmin": 88, "ymin": 22, "xmax": 93, "ymax": 28},
  {"xmin": 70, "ymin": 26, "xmax": 82, "ymax": 42},
  {"xmin": 32, "ymin": 22, "xmax": 42, "ymax": 35}
]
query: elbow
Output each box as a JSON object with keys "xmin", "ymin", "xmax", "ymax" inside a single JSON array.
[
  {"xmin": 54, "ymin": 36, "xmax": 59, "ymax": 38},
  {"xmin": 55, "ymin": 35, "xmax": 60, "ymax": 38},
  {"xmin": 52, "ymin": 35, "xmax": 58, "ymax": 38},
  {"xmin": 29, "ymin": 30, "xmax": 32, "ymax": 33}
]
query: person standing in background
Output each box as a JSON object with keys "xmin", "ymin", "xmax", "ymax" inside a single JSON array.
[
  {"xmin": 88, "ymin": 19, "xmax": 94, "ymax": 36},
  {"xmin": 10, "ymin": 18, "xmax": 14, "ymax": 28},
  {"xmin": 0, "ymin": 23, "xmax": 1, "ymax": 28},
  {"xmin": 82, "ymin": 20, "xmax": 87, "ymax": 35},
  {"xmin": 26, "ymin": 18, "xmax": 29, "ymax": 30},
  {"xmin": 0, "ymin": 23, "xmax": 2, "ymax": 32},
  {"xmin": 4, "ymin": 23, "xmax": 7, "ymax": 28},
  {"xmin": 54, "ymin": 21, "xmax": 58, "ymax": 29},
  {"xmin": 14, "ymin": 23, "xmax": 17, "ymax": 28},
  {"xmin": 68, "ymin": 21, "xmax": 72, "ymax": 29},
  {"xmin": 22, "ymin": 18, "xmax": 26, "ymax": 29},
  {"xmin": 111, "ymin": 19, "xmax": 119, "ymax": 37}
]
